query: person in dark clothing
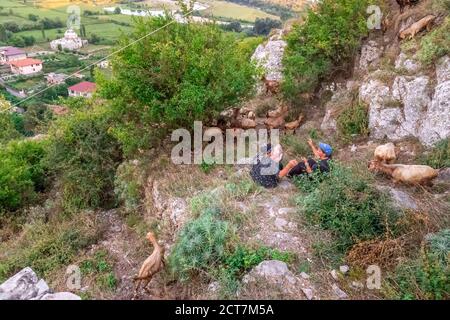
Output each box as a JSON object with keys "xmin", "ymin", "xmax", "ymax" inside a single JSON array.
[
  {"xmin": 250, "ymin": 144, "xmax": 299, "ymax": 188},
  {"xmin": 288, "ymin": 139, "xmax": 332, "ymax": 178}
]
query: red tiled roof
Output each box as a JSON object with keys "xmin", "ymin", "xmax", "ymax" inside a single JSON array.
[
  {"xmin": 9, "ymin": 58, "xmax": 42, "ymax": 67},
  {"xmin": 68, "ymin": 81, "xmax": 96, "ymax": 93}
]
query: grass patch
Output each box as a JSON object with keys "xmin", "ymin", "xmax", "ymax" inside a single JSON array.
[
  {"xmin": 417, "ymin": 17, "xmax": 450, "ymax": 66},
  {"xmin": 385, "ymin": 230, "xmax": 449, "ymax": 300},
  {"xmin": 80, "ymin": 249, "xmax": 117, "ymax": 292},
  {"xmin": 336, "ymin": 102, "xmax": 369, "ymax": 139},
  {"xmin": 418, "ymin": 138, "xmax": 450, "ymax": 169},
  {"xmin": 0, "ymin": 211, "xmax": 102, "ymax": 282},
  {"xmin": 296, "ymin": 163, "xmax": 399, "ymax": 252}
]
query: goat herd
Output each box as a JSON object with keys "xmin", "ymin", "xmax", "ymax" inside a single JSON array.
[{"xmin": 369, "ymin": 142, "xmax": 439, "ymax": 186}]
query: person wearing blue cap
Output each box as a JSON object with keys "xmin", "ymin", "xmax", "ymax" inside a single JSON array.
[{"xmin": 287, "ymin": 138, "xmax": 333, "ymax": 178}]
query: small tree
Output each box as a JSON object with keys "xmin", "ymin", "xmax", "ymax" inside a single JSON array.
[{"xmin": 97, "ymin": 16, "xmax": 257, "ymax": 156}]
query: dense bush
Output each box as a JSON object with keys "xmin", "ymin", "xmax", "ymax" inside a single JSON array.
[
  {"xmin": 0, "ymin": 140, "xmax": 47, "ymax": 211},
  {"xmin": 0, "ymin": 97, "xmax": 21, "ymax": 144},
  {"xmin": 45, "ymin": 110, "xmax": 122, "ymax": 210},
  {"xmin": 282, "ymin": 0, "xmax": 369, "ymax": 100},
  {"xmin": 417, "ymin": 17, "xmax": 449, "ymax": 66},
  {"xmin": 337, "ymin": 102, "xmax": 369, "ymax": 138},
  {"xmin": 253, "ymin": 18, "xmax": 282, "ymax": 36},
  {"xmin": 114, "ymin": 160, "xmax": 145, "ymax": 212},
  {"xmin": 97, "ymin": 16, "xmax": 257, "ymax": 156},
  {"xmin": 0, "ymin": 212, "xmax": 100, "ymax": 282},
  {"xmin": 297, "ymin": 164, "xmax": 399, "ymax": 251},
  {"xmin": 418, "ymin": 138, "xmax": 450, "ymax": 169},
  {"xmin": 168, "ymin": 208, "xmax": 230, "ymax": 281},
  {"xmin": 224, "ymin": 245, "xmax": 294, "ymax": 277},
  {"xmin": 388, "ymin": 230, "xmax": 449, "ymax": 300}
]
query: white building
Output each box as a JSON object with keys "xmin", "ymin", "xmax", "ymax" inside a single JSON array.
[
  {"xmin": 9, "ymin": 58, "xmax": 43, "ymax": 75},
  {"xmin": 68, "ymin": 81, "xmax": 96, "ymax": 98},
  {"xmin": 50, "ymin": 29, "xmax": 87, "ymax": 51},
  {"xmin": 46, "ymin": 72, "xmax": 67, "ymax": 84},
  {"xmin": 0, "ymin": 47, "xmax": 27, "ymax": 64}
]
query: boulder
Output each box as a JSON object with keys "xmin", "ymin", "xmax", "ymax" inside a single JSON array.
[
  {"xmin": 0, "ymin": 267, "xmax": 42, "ymax": 300},
  {"xmin": 251, "ymin": 31, "xmax": 287, "ymax": 82},
  {"xmin": 419, "ymin": 79, "xmax": 450, "ymax": 146},
  {"xmin": 320, "ymin": 87, "xmax": 354, "ymax": 134},
  {"xmin": 39, "ymin": 292, "xmax": 81, "ymax": 300},
  {"xmin": 332, "ymin": 284, "xmax": 348, "ymax": 300},
  {"xmin": 0, "ymin": 267, "xmax": 81, "ymax": 300},
  {"xmin": 240, "ymin": 260, "xmax": 315, "ymax": 300},
  {"xmin": 377, "ymin": 185, "xmax": 418, "ymax": 211},
  {"xmin": 358, "ymin": 41, "xmax": 383, "ymax": 71},
  {"xmin": 392, "ymin": 75, "xmax": 431, "ymax": 137},
  {"xmin": 436, "ymin": 56, "xmax": 450, "ymax": 84},
  {"xmin": 359, "ymin": 54, "xmax": 450, "ymax": 146},
  {"xmin": 165, "ymin": 197, "xmax": 188, "ymax": 230},
  {"xmin": 395, "ymin": 52, "xmax": 421, "ymax": 73}
]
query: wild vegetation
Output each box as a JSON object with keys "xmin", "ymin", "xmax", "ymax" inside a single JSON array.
[
  {"xmin": 282, "ymin": 0, "xmax": 371, "ymax": 101},
  {"xmin": 97, "ymin": 16, "xmax": 257, "ymax": 156},
  {"xmin": 0, "ymin": 0, "xmax": 448, "ymax": 302}
]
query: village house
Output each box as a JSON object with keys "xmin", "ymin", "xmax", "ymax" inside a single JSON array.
[
  {"xmin": 9, "ymin": 58, "xmax": 43, "ymax": 75},
  {"xmin": 50, "ymin": 29, "xmax": 88, "ymax": 51},
  {"xmin": 0, "ymin": 47, "xmax": 27, "ymax": 64},
  {"xmin": 68, "ymin": 81, "xmax": 96, "ymax": 98},
  {"xmin": 46, "ymin": 72, "xmax": 67, "ymax": 85}
]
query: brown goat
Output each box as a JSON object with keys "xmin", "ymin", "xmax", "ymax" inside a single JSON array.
[
  {"xmin": 133, "ymin": 232, "xmax": 165, "ymax": 297},
  {"xmin": 374, "ymin": 142, "xmax": 397, "ymax": 164},
  {"xmin": 368, "ymin": 160, "xmax": 438, "ymax": 186},
  {"xmin": 399, "ymin": 14, "xmax": 435, "ymax": 40},
  {"xmin": 262, "ymin": 76, "xmax": 280, "ymax": 96},
  {"xmin": 284, "ymin": 114, "xmax": 304, "ymax": 133}
]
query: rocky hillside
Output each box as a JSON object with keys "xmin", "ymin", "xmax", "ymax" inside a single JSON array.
[{"xmin": 1, "ymin": 0, "xmax": 449, "ymax": 301}]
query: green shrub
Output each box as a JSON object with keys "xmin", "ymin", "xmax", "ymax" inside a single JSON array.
[
  {"xmin": 45, "ymin": 110, "xmax": 122, "ymax": 210},
  {"xmin": 200, "ymin": 159, "xmax": 216, "ymax": 174},
  {"xmin": 281, "ymin": 135, "xmax": 310, "ymax": 157},
  {"xmin": 97, "ymin": 16, "xmax": 257, "ymax": 156},
  {"xmin": 387, "ymin": 229, "xmax": 450, "ymax": 300},
  {"xmin": 298, "ymin": 164, "xmax": 399, "ymax": 251},
  {"xmin": 0, "ymin": 96, "xmax": 21, "ymax": 144},
  {"xmin": 292, "ymin": 169, "xmax": 324, "ymax": 193},
  {"xmin": 417, "ymin": 18, "xmax": 450, "ymax": 66},
  {"xmin": 0, "ymin": 140, "xmax": 47, "ymax": 211},
  {"xmin": 216, "ymin": 245, "xmax": 294, "ymax": 298},
  {"xmin": 337, "ymin": 103, "xmax": 369, "ymax": 138},
  {"xmin": 0, "ymin": 213, "xmax": 100, "ymax": 282},
  {"xmin": 283, "ymin": 0, "xmax": 369, "ymax": 100},
  {"xmin": 418, "ymin": 138, "xmax": 450, "ymax": 169},
  {"xmin": 190, "ymin": 191, "xmax": 220, "ymax": 216},
  {"xmin": 224, "ymin": 245, "xmax": 294, "ymax": 277},
  {"xmin": 388, "ymin": 247, "xmax": 449, "ymax": 300},
  {"xmin": 80, "ymin": 249, "xmax": 117, "ymax": 291},
  {"xmin": 426, "ymin": 229, "xmax": 450, "ymax": 265},
  {"xmin": 223, "ymin": 179, "xmax": 259, "ymax": 201},
  {"xmin": 114, "ymin": 160, "xmax": 145, "ymax": 212},
  {"xmin": 168, "ymin": 208, "xmax": 230, "ymax": 281}
]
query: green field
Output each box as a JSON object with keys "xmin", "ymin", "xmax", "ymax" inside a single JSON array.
[
  {"xmin": 15, "ymin": 22, "xmax": 132, "ymax": 43},
  {"xmin": 202, "ymin": 1, "xmax": 280, "ymax": 22}
]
